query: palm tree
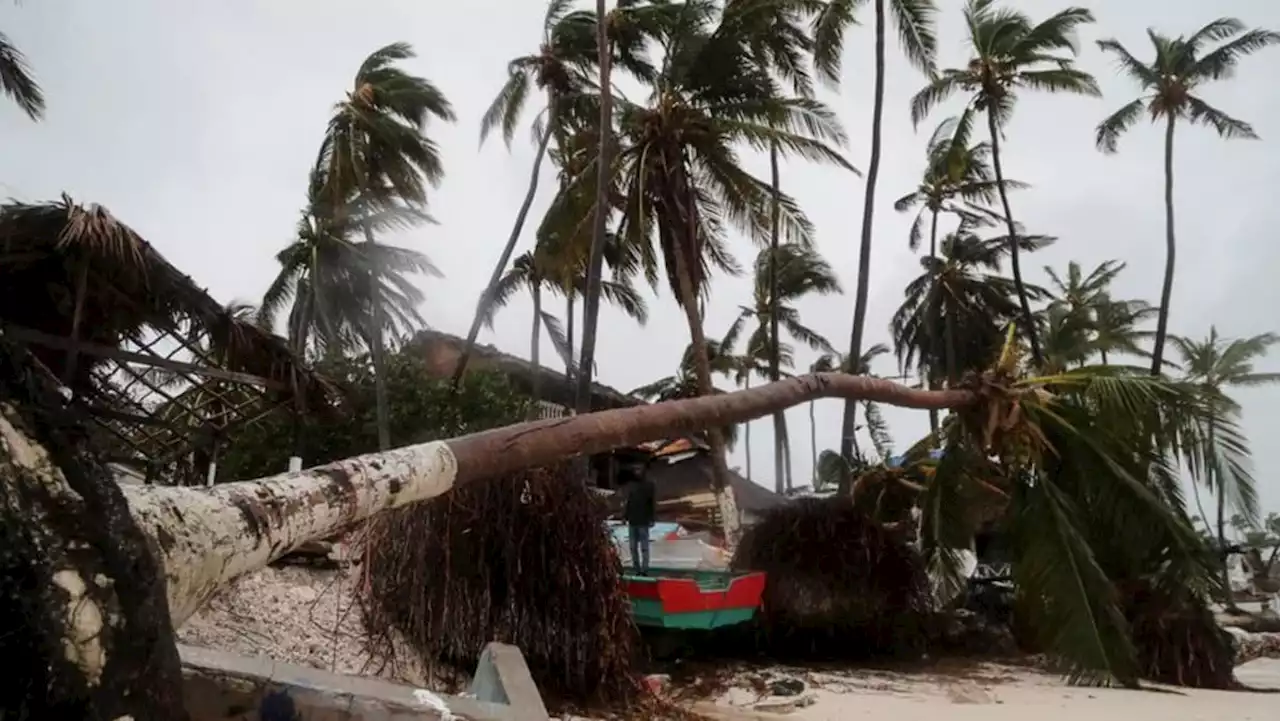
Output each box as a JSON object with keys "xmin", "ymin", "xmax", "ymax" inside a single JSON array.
[
  {"xmin": 894, "ymin": 112, "xmax": 1019, "ymax": 256},
  {"xmin": 1094, "ymin": 19, "xmax": 1280, "ymax": 376},
  {"xmin": 1044, "ymin": 260, "xmax": 1125, "ymax": 320},
  {"xmin": 463, "ymin": 0, "xmax": 659, "ymax": 394},
  {"xmin": 810, "ymin": 344, "xmax": 893, "ymax": 482},
  {"xmin": 575, "ymin": 0, "xmax": 672, "ymax": 413},
  {"xmin": 1039, "ymin": 260, "xmax": 1155, "ymax": 367},
  {"xmin": 721, "ymin": 0, "xmax": 831, "ymax": 500},
  {"xmin": 0, "ymin": 27, "xmax": 42, "ymax": 120},
  {"xmin": 259, "ymin": 164, "xmax": 439, "ymax": 361},
  {"xmin": 723, "ymin": 324, "xmax": 789, "ymax": 488},
  {"xmin": 478, "ymin": 251, "xmax": 572, "ymax": 414},
  {"xmin": 1171, "ymin": 328, "xmax": 1280, "ymax": 607},
  {"xmin": 813, "ymin": 0, "xmax": 937, "ymax": 495},
  {"xmin": 892, "ymin": 229, "xmax": 1053, "ymax": 390},
  {"xmin": 317, "ymin": 42, "xmax": 454, "ymax": 451},
  {"xmin": 724, "ymin": 244, "xmax": 841, "ymax": 492},
  {"xmin": 1092, "ymin": 296, "xmax": 1156, "ymax": 364},
  {"xmin": 123, "ymin": 326, "xmax": 1258, "ymax": 686},
  {"xmin": 612, "ymin": 0, "xmax": 851, "ymax": 537},
  {"xmin": 910, "ymin": 0, "xmax": 1100, "ymax": 366}
]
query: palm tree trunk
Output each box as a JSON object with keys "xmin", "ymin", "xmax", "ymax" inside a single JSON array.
[
  {"xmin": 985, "ymin": 109, "xmax": 1042, "ymax": 367},
  {"xmin": 527, "ymin": 285, "xmax": 544, "ymax": 419},
  {"xmin": 1210, "ymin": 418, "xmax": 1238, "ymax": 610},
  {"xmin": 926, "ymin": 209, "xmax": 940, "ymax": 435},
  {"xmin": 113, "ymin": 371, "xmax": 975, "ymax": 626},
  {"xmin": 768, "ymin": 142, "xmax": 788, "ymax": 497},
  {"xmin": 574, "ymin": 0, "xmax": 614, "ymax": 415},
  {"xmin": 566, "ymin": 294, "xmax": 576, "ymax": 381},
  {"xmin": 745, "ymin": 374, "xmax": 753, "ymax": 483},
  {"xmin": 840, "ymin": 0, "xmax": 886, "ymax": 495},
  {"xmin": 452, "ymin": 105, "xmax": 556, "ymax": 389},
  {"xmin": 1150, "ymin": 115, "xmax": 1176, "ymax": 377},
  {"xmin": 781, "ymin": 419, "xmax": 795, "ymax": 492},
  {"xmin": 809, "ymin": 399, "xmax": 818, "ymax": 487},
  {"xmin": 360, "ymin": 222, "xmax": 392, "ymax": 451},
  {"xmin": 1100, "ymin": 349, "xmax": 1109, "ymax": 365},
  {"xmin": 669, "ymin": 178, "xmax": 741, "ymax": 544}
]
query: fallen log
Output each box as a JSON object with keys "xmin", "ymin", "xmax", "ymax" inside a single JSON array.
[
  {"xmin": 121, "ymin": 373, "xmax": 972, "ymax": 626},
  {"xmin": 1, "ymin": 314, "xmax": 972, "ymax": 718}
]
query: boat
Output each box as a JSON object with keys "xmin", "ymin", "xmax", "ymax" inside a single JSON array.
[
  {"xmin": 606, "ymin": 521, "xmax": 766, "ymax": 630},
  {"xmin": 622, "ymin": 568, "xmax": 766, "ymax": 630}
]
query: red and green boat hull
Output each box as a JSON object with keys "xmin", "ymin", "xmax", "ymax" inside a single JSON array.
[{"xmin": 622, "ymin": 569, "xmax": 766, "ymax": 630}]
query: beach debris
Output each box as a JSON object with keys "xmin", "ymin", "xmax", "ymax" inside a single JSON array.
[{"xmin": 752, "ymin": 692, "xmax": 816, "ymax": 714}]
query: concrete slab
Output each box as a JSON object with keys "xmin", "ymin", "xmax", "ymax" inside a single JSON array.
[{"xmin": 179, "ymin": 642, "xmax": 548, "ymax": 721}]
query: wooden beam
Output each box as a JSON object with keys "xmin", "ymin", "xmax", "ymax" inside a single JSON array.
[{"xmin": 2, "ymin": 325, "xmax": 285, "ymax": 390}]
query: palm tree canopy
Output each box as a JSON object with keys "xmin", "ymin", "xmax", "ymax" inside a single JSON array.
[
  {"xmin": 613, "ymin": 0, "xmax": 854, "ymax": 307},
  {"xmin": 259, "ymin": 165, "xmax": 438, "ymax": 356},
  {"xmin": 1170, "ymin": 327, "xmax": 1279, "ymax": 526},
  {"xmin": 1095, "ymin": 18, "xmax": 1280, "ymax": 152},
  {"xmin": 0, "ymin": 30, "xmax": 43, "ymax": 120},
  {"xmin": 480, "ymin": 0, "xmax": 665, "ymax": 147},
  {"xmin": 724, "ymin": 243, "xmax": 842, "ymax": 362},
  {"xmin": 894, "ymin": 110, "xmax": 1027, "ymax": 250},
  {"xmin": 892, "ymin": 229, "xmax": 1052, "ymax": 377},
  {"xmin": 810, "ymin": 0, "xmax": 939, "ymax": 86},
  {"xmin": 909, "ymin": 0, "xmax": 1100, "ymax": 129},
  {"xmin": 319, "ymin": 42, "xmax": 456, "ymax": 209}
]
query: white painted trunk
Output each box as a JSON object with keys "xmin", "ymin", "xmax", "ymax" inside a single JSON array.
[
  {"xmin": 717, "ymin": 485, "xmax": 742, "ymax": 550},
  {"xmin": 122, "ymin": 441, "xmax": 460, "ymax": 625}
]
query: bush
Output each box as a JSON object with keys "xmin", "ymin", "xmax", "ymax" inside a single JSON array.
[{"xmin": 218, "ymin": 352, "xmax": 529, "ymax": 481}]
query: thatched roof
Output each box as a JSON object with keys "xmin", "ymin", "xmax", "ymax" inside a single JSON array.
[
  {"xmin": 405, "ymin": 328, "xmax": 640, "ymax": 410},
  {"xmin": 0, "ymin": 195, "xmax": 337, "ymax": 468}
]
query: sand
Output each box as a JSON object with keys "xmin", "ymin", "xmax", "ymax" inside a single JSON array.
[
  {"xmin": 711, "ymin": 661, "xmax": 1280, "ymax": 721},
  {"xmin": 180, "ymin": 565, "xmax": 1280, "ymax": 721}
]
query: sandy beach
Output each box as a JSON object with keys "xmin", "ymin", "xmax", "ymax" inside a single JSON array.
[
  {"xmin": 709, "ymin": 661, "xmax": 1279, "ymax": 721},
  {"xmin": 178, "ymin": 564, "xmax": 1280, "ymax": 720}
]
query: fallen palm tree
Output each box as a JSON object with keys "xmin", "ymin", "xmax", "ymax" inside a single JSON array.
[{"xmin": 1, "ymin": 327, "xmax": 1260, "ymax": 716}]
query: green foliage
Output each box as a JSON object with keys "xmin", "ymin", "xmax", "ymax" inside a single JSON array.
[{"xmin": 218, "ymin": 352, "xmax": 529, "ymax": 482}]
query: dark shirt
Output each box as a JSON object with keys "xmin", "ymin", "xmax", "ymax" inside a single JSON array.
[{"xmin": 623, "ymin": 476, "xmax": 657, "ymax": 527}]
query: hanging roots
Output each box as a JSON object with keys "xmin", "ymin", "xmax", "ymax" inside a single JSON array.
[
  {"xmin": 1125, "ymin": 581, "xmax": 1237, "ymax": 689},
  {"xmin": 358, "ymin": 464, "xmax": 642, "ymax": 709},
  {"xmin": 729, "ymin": 497, "xmax": 931, "ymax": 661}
]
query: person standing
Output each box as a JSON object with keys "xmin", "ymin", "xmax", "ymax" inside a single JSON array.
[{"xmin": 621, "ymin": 463, "xmax": 657, "ymax": 575}]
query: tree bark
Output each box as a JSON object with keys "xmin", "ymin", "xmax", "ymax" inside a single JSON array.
[
  {"xmin": 667, "ymin": 186, "xmax": 742, "ymax": 543},
  {"xmin": 362, "ymin": 222, "xmax": 392, "ymax": 451},
  {"xmin": 768, "ymin": 142, "xmax": 787, "ymax": 497},
  {"xmin": 452, "ymin": 109, "xmax": 556, "ymax": 390},
  {"xmin": 1150, "ymin": 114, "xmax": 1176, "ymax": 377},
  {"xmin": 574, "ymin": 0, "xmax": 615, "ymax": 416},
  {"xmin": 121, "ymin": 372, "xmax": 973, "ymax": 627},
  {"xmin": 985, "ymin": 108, "xmax": 1042, "ymax": 366},
  {"xmin": 1, "ymin": 338, "xmax": 188, "ymax": 719},
  {"xmin": 566, "ymin": 294, "xmax": 576, "ymax": 380},
  {"xmin": 527, "ymin": 284, "xmax": 544, "ymax": 419},
  {"xmin": 840, "ymin": 0, "xmax": 886, "ymax": 495},
  {"xmin": 745, "ymin": 374, "xmax": 753, "ymax": 483},
  {"xmin": 809, "ymin": 399, "xmax": 818, "ymax": 487},
  {"xmin": 926, "ymin": 208, "xmax": 941, "ymax": 435}
]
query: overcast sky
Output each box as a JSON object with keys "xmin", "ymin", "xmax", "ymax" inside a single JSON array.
[{"xmin": 4, "ymin": 0, "xmax": 1278, "ymax": 515}]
